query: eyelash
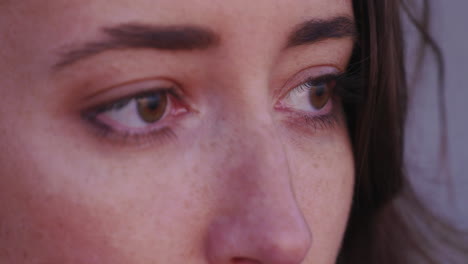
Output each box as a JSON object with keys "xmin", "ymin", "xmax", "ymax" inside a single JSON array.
[{"xmin": 81, "ymin": 72, "xmax": 363, "ymax": 145}]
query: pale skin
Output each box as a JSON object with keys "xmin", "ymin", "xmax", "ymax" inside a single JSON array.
[{"xmin": 0, "ymin": 0, "xmax": 355, "ymax": 263}]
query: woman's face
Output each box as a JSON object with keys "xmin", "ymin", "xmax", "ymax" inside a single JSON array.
[{"xmin": 0, "ymin": 0, "xmax": 355, "ymax": 263}]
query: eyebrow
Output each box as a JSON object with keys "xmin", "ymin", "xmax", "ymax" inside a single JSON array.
[
  {"xmin": 54, "ymin": 16, "xmax": 356, "ymax": 70},
  {"xmin": 287, "ymin": 16, "xmax": 357, "ymax": 48},
  {"xmin": 54, "ymin": 24, "xmax": 220, "ymax": 69}
]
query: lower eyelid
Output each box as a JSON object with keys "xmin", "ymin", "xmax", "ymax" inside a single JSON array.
[
  {"xmin": 278, "ymin": 97, "xmax": 342, "ymax": 131},
  {"xmin": 88, "ymin": 123, "xmax": 177, "ymax": 149},
  {"xmin": 284, "ymin": 111, "xmax": 341, "ymax": 135},
  {"xmin": 94, "ymin": 114, "xmax": 166, "ymax": 134}
]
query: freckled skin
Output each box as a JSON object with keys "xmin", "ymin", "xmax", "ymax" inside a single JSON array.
[
  {"xmin": 0, "ymin": 0, "xmax": 355, "ymax": 264},
  {"xmin": 0, "ymin": 167, "xmax": 125, "ymax": 264}
]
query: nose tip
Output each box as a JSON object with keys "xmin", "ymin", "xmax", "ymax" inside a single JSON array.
[
  {"xmin": 205, "ymin": 207, "xmax": 312, "ymax": 264},
  {"xmin": 265, "ymin": 227, "xmax": 312, "ymax": 264},
  {"xmin": 255, "ymin": 224, "xmax": 312, "ymax": 264}
]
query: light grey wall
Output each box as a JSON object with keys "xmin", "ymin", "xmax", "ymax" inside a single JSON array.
[{"xmin": 404, "ymin": 0, "xmax": 468, "ymax": 229}]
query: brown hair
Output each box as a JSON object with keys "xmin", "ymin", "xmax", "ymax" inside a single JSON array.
[{"xmin": 338, "ymin": 0, "xmax": 467, "ymax": 263}]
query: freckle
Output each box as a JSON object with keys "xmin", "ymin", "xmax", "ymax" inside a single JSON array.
[
  {"xmin": 192, "ymin": 164, "xmax": 200, "ymax": 174},
  {"xmin": 313, "ymin": 163, "xmax": 319, "ymax": 169},
  {"xmin": 31, "ymin": 230, "xmax": 44, "ymax": 241},
  {"xmin": 209, "ymin": 141, "xmax": 216, "ymax": 149},
  {"xmin": 184, "ymin": 200, "xmax": 191, "ymax": 209}
]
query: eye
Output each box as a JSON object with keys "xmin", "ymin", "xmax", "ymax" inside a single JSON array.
[
  {"xmin": 95, "ymin": 91, "xmax": 170, "ymax": 130},
  {"xmin": 281, "ymin": 77, "xmax": 337, "ymax": 112},
  {"xmin": 85, "ymin": 86, "xmax": 188, "ymax": 138}
]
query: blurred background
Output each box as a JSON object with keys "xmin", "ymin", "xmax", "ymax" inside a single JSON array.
[{"xmin": 404, "ymin": 0, "xmax": 467, "ymax": 229}]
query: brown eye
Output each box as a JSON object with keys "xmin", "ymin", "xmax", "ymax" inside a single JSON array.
[
  {"xmin": 136, "ymin": 93, "xmax": 168, "ymax": 123},
  {"xmin": 308, "ymin": 80, "xmax": 335, "ymax": 109}
]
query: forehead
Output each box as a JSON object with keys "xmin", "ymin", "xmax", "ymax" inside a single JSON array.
[
  {"xmin": 0, "ymin": 0, "xmax": 354, "ymax": 75},
  {"xmin": 1, "ymin": 0, "xmax": 353, "ymax": 27}
]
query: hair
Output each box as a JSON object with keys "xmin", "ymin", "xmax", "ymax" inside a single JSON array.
[{"xmin": 337, "ymin": 0, "xmax": 467, "ymax": 263}]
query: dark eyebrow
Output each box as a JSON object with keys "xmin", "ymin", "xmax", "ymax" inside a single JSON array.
[
  {"xmin": 54, "ymin": 23, "xmax": 220, "ymax": 69},
  {"xmin": 287, "ymin": 16, "xmax": 357, "ymax": 48}
]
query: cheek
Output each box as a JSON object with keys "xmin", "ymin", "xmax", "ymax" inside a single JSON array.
[
  {"xmin": 287, "ymin": 126, "xmax": 355, "ymax": 262},
  {"xmin": 0, "ymin": 130, "xmax": 126, "ymax": 263},
  {"xmin": 0, "ymin": 122, "xmax": 209, "ymax": 263},
  {"xmin": 0, "ymin": 174, "xmax": 126, "ymax": 263}
]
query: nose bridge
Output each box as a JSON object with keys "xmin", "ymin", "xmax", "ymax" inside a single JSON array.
[
  {"xmin": 213, "ymin": 107, "xmax": 292, "ymax": 199},
  {"xmin": 206, "ymin": 110, "xmax": 312, "ymax": 264}
]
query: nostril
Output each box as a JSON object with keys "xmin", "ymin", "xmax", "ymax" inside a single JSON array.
[{"xmin": 231, "ymin": 257, "xmax": 261, "ymax": 264}]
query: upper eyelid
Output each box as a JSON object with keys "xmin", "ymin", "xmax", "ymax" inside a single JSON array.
[
  {"xmin": 303, "ymin": 73, "xmax": 342, "ymax": 86},
  {"xmin": 80, "ymin": 79, "xmax": 181, "ymax": 110},
  {"xmin": 276, "ymin": 66, "xmax": 341, "ymax": 97},
  {"xmin": 294, "ymin": 75, "xmax": 339, "ymax": 93},
  {"xmin": 279, "ymin": 72, "xmax": 341, "ymax": 102},
  {"xmin": 84, "ymin": 89, "xmax": 173, "ymax": 116},
  {"xmin": 105, "ymin": 89, "xmax": 174, "ymax": 108}
]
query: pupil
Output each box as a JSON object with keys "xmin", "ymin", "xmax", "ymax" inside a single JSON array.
[
  {"xmin": 137, "ymin": 93, "xmax": 168, "ymax": 123},
  {"xmin": 146, "ymin": 95, "xmax": 161, "ymax": 111},
  {"xmin": 315, "ymin": 84, "xmax": 325, "ymax": 97}
]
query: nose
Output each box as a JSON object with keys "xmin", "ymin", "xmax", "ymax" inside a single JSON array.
[{"xmin": 205, "ymin": 116, "xmax": 312, "ymax": 264}]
